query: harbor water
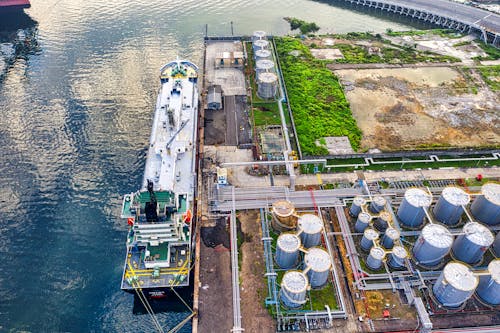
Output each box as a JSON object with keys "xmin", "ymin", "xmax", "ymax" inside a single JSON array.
[{"xmin": 0, "ymin": 0, "xmax": 412, "ymax": 331}]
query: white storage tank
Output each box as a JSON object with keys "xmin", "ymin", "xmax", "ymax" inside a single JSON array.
[
  {"xmin": 350, "ymin": 196, "xmax": 366, "ymax": 217},
  {"xmin": 253, "ymin": 39, "xmax": 269, "ymax": 52},
  {"xmin": 374, "ymin": 211, "xmax": 391, "ymax": 232},
  {"xmin": 276, "ymin": 233, "xmax": 301, "ymax": 269},
  {"xmin": 304, "ymin": 247, "xmax": 331, "ymax": 288},
  {"xmin": 255, "ymin": 59, "xmax": 275, "ymax": 78},
  {"xmin": 280, "ymin": 271, "xmax": 309, "ymax": 308},
  {"xmin": 433, "ymin": 262, "xmax": 478, "ymax": 308},
  {"xmin": 388, "ymin": 245, "xmax": 407, "ymax": 269},
  {"xmin": 367, "ymin": 246, "xmax": 385, "ymax": 270},
  {"xmin": 412, "ymin": 223, "xmax": 453, "ymax": 267},
  {"xmin": 252, "ymin": 30, "xmax": 267, "ymax": 41},
  {"xmin": 370, "ymin": 195, "xmax": 386, "ymax": 214},
  {"xmin": 470, "ymin": 183, "xmax": 500, "ymax": 226},
  {"xmin": 361, "ymin": 228, "xmax": 379, "ymax": 251},
  {"xmin": 254, "ymin": 49, "xmax": 272, "ymax": 62},
  {"xmin": 257, "ymin": 72, "xmax": 278, "ymax": 100},
  {"xmin": 354, "ymin": 212, "xmax": 371, "ymax": 233},
  {"xmin": 433, "ymin": 186, "xmax": 470, "ymax": 226},
  {"xmin": 382, "ymin": 227, "xmax": 400, "ymax": 249},
  {"xmin": 475, "ymin": 259, "xmax": 500, "ymax": 306},
  {"xmin": 397, "ymin": 188, "xmax": 432, "ymax": 228},
  {"xmin": 297, "ymin": 214, "xmax": 323, "ymax": 248},
  {"xmin": 452, "ymin": 222, "xmax": 494, "ymax": 265},
  {"xmin": 493, "ymin": 232, "xmax": 500, "ymax": 257}
]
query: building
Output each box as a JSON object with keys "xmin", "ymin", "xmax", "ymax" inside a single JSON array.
[
  {"xmin": 215, "ymin": 51, "xmax": 244, "ymax": 69},
  {"xmin": 207, "ymin": 85, "xmax": 222, "ymax": 110}
]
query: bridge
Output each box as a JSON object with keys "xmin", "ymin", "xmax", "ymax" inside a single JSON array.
[{"xmin": 336, "ymin": 0, "xmax": 500, "ymax": 46}]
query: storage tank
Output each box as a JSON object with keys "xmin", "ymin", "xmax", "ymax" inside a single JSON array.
[
  {"xmin": 374, "ymin": 211, "xmax": 391, "ymax": 232},
  {"xmin": 382, "ymin": 227, "xmax": 400, "ymax": 249},
  {"xmin": 350, "ymin": 196, "xmax": 366, "ymax": 217},
  {"xmin": 433, "ymin": 187, "xmax": 470, "ymax": 226},
  {"xmin": 366, "ymin": 246, "xmax": 385, "ymax": 270},
  {"xmin": 255, "ymin": 59, "xmax": 275, "ymax": 78},
  {"xmin": 304, "ymin": 247, "xmax": 331, "ymax": 288},
  {"xmin": 475, "ymin": 259, "xmax": 500, "ymax": 306},
  {"xmin": 451, "ymin": 222, "xmax": 494, "ymax": 265},
  {"xmin": 361, "ymin": 228, "xmax": 379, "ymax": 251},
  {"xmin": 470, "ymin": 183, "xmax": 500, "ymax": 226},
  {"xmin": 388, "ymin": 245, "xmax": 407, "ymax": 269},
  {"xmin": 297, "ymin": 214, "xmax": 323, "ymax": 248},
  {"xmin": 280, "ymin": 271, "xmax": 308, "ymax": 308},
  {"xmin": 370, "ymin": 195, "xmax": 387, "ymax": 214},
  {"xmin": 412, "ymin": 223, "xmax": 453, "ymax": 267},
  {"xmin": 493, "ymin": 232, "xmax": 500, "ymax": 257},
  {"xmin": 276, "ymin": 233, "xmax": 301, "ymax": 269},
  {"xmin": 397, "ymin": 188, "xmax": 432, "ymax": 228},
  {"xmin": 254, "ymin": 49, "xmax": 271, "ymax": 62},
  {"xmin": 433, "ymin": 262, "xmax": 478, "ymax": 308},
  {"xmin": 257, "ymin": 72, "xmax": 278, "ymax": 100},
  {"xmin": 253, "ymin": 39, "xmax": 269, "ymax": 52},
  {"xmin": 252, "ymin": 30, "xmax": 267, "ymax": 41},
  {"xmin": 354, "ymin": 212, "xmax": 371, "ymax": 233},
  {"xmin": 271, "ymin": 200, "xmax": 296, "ymax": 232}
]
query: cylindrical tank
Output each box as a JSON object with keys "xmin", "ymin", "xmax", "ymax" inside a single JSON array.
[
  {"xmin": 252, "ymin": 30, "xmax": 267, "ymax": 41},
  {"xmin": 397, "ymin": 188, "xmax": 432, "ymax": 228},
  {"xmin": 374, "ymin": 211, "xmax": 391, "ymax": 232},
  {"xmin": 470, "ymin": 183, "xmax": 500, "ymax": 226},
  {"xmin": 433, "ymin": 262, "xmax": 478, "ymax": 308},
  {"xmin": 412, "ymin": 223, "xmax": 453, "ymax": 267},
  {"xmin": 297, "ymin": 214, "xmax": 323, "ymax": 248},
  {"xmin": 255, "ymin": 59, "xmax": 275, "ymax": 78},
  {"xmin": 493, "ymin": 232, "xmax": 500, "ymax": 257},
  {"xmin": 355, "ymin": 212, "xmax": 371, "ymax": 233},
  {"xmin": 254, "ymin": 49, "xmax": 271, "ymax": 62},
  {"xmin": 433, "ymin": 187, "xmax": 470, "ymax": 226},
  {"xmin": 280, "ymin": 271, "xmax": 308, "ymax": 308},
  {"xmin": 257, "ymin": 72, "xmax": 278, "ymax": 100},
  {"xmin": 452, "ymin": 222, "xmax": 494, "ymax": 265},
  {"xmin": 253, "ymin": 39, "xmax": 269, "ymax": 52},
  {"xmin": 361, "ymin": 228, "xmax": 379, "ymax": 251},
  {"xmin": 271, "ymin": 200, "xmax": 296, "ymax": 232},
  {"xmin": 350, "ymin": 196, "xmax": 366, "ymax": 217},
  {"xmin": 370, "ymin": 195, "xmax": 387, "ymax": 214},
  {"xmin": 382, "ymin": 227, "xmax": 400, "ymax": 249},
  {"xmin": 276, "ymin": 233, "xmax": 301, "ymax": 269},
  {"xmin": 367, "ymin": 246, "xmax": 385, "ymax": 270},
  {"xmin": 304, "ymin": 247, "xmax": 331, "ymax": 288},
  {"xmin": 388, "ymin": 245, "xmax": 407, "ymax": 269},
  {"xmin": 475, "ymin": 259, "xmax": 500, "ymax": 306}
]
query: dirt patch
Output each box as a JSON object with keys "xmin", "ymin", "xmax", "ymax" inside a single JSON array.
[
  {"xmin": 204, "ymin": 109, "xmax": 226, "ymax": 145},
  {"xmin": 310, "ymin": 48, "xmax": 344, "ymax": 60},
  {"xmin": 335, "ymin": 67, "xmax": 500, "ymax": 151}
]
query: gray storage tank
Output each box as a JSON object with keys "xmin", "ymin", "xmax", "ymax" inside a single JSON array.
[
  {"xmin": 367, "ymin": 246, "xmax": 385, "ymax": 270},
  {"xmin": 253, "ymin": 39, "xmax": 269, "ymax": 52},
  {"xmin": 297, "ymin": 214, "xmax": 323, "ymax": 248},
  {"xmin": 397, "ymin": 188, "xmax": 432, "ymax": 228},
  {"xmin": 255, "ymin": 59, "xmax": 275, "ymax": 78},
  {"xmin": 254, "ymin": 49, "xmax": 272, "ymax": 62},
  {"xmin": 382, "ymin": 227, "xmax": 400, "ymax": 249},
  {"xmin": 374, "ymin": 211, "xmax": 391, "ymax": 232},
  {"xmin": 276, "ymin": 233, "xmax": 301, "ymax": 269},
  {"xmin": 452, "ymin": 222, "xmax": 494, "ymax": 265},
  {"xmin": 350, "ymin": 196, "xmax": 366, "ymax": 217},
  {"xmin": 355, "ymin": 212, "xmax": 371, "ymax": 233},
  {"xmin": 280, "ymin": 271, "xmax": 309, "ymax": 308},
  {"xmin": 304, "ymin": 247, "xmax": 331, "ymax": 288},
  {"xmin": 361, "ymin": 228, "xmax": 379, "ymax": 251},
  {"xmin": 433, "ymin": 186, "xmax": 470, "ymax": 226},
  {"xmin": 433, "ymin": 262, "xmax": 478, "ymax": 308},
  {"xmin": 388, "ymin": 245, "xmax": 407, "ymax": 269},
  {"xmin": 475, "ymin": 259, "xmax": 500, "ymax": 306},
  {"xmin": 470, "ymin": 183, "xmax": 500, "ymax": 226},
  {"xmin": 493, "ymin": 232, "xmax": 500, "ymax": 257},
  {"xmin": 413, "ymin": 223, "xmax": 453, "ymax": 267},
  {"xmin": 252, "ymin": 30, "xmax": 267, "ymax": 41},
  {"xmin": 257, "ymin": 72, "xmax": 278, "ymax": 100},
  {"xmin": 370, "ymin": 195, "xmax": 387, "ymax": 214}
]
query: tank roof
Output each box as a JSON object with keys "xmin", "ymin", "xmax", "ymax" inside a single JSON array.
[
  {"xmin": 392, "ymin": 245, "xmax": 407, "ymax": 259},
  {"xmin": 421, "ymin": 223, "xmax": 453, "ymax": 248},
  {"xmin": 441, "ymin": 186, "xmax": 470, "ymax": 206},
  {"xmin": 255, "ymin": 49, "xmax": 271, "ymax": 57},
  {"xmin": 277, "ymin": 233, "xmax": 301, "ymax": 252},
  {"xmin": 282, "ymin": 271, "xmax": 308, "ymax": 293},
  {"xmin": 385, "ymin": 227, "xmax": 400, "ymax": 240},
  {"xmin": 253, "ymin": 30, "xmax": 267, "ymax": 38},
  {"xmin": 443, "ymin": 262, "xmax": 478, "ymax": 291},
  {"xmin": 253, "ymin": 39, "xmax": 269, "ymax": 48},
  {"xmin": 364, "ymin": 228, "xmax": 379, "ymax": 240},
  {"xmin": 256, "ymin": 59, "xmax": 274, "ymax": 70},
  {"xmin": 370, "ymin": 247, "xmax": 386, "ymax": 260},
  {"xmin": 404, "ymin": 188, "xmax": 432, "ymax": 207},
  {"xmin": 358, "ymin": 212, "xmax": 371, "ymax": 223},
  {"xmin": 272, "ymin": 200, "xmax": 294, "ymax": 217},
  {"xmin": 298, "ymin": 214, "xmax": 323, "ymax": 234},
  {"xmin": 488, "ymin": 260, "xmax": 500, "ymax": 283},
  {"xmin": 372, "ymin": 195, "xmax": 386, "ymax": 206},
  {"xmin": 463, "ymin": 222, "xmax": 494, "ymax": 246},
  {"xmin": 259, "ymin": 72, "xmax": 278, "ymax": 83},
  {"xmin": 353, "ymin": 196, "xmax": 366, "ymax": 206},
  {"xmin": 481, "ymin": 183, "xmax": 500, "ymax": 205},
  {"xmin": 304, "ymin": 247, "xmax": 331, "ymax": 272}
]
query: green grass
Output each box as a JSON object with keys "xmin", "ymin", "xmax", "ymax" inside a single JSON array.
[
  {"xmin": 309, "ymin": 281, "xmax": 338, "ymax": 310},
  {"xmin": 385, "ymin": 28, "xmax": 463, "ymax": 39},
  {"xmin": 253, "ymin": 102, "xmax": 282, "ymax": 126},
  {"xmin": 275, "ymin": 36, "xmax": 362, "ymax": 155},
  {"xmin": 474, "ymin": 40, "xmax": 500, "ymax": 61},
  {"xmin": 476, "ymin": 65, "xmax": 500, "ymax": 91}
]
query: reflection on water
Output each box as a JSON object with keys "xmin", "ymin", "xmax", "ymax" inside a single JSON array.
[{"xmin": 0, "ymin": 0, "xmax": 415, "ymax": 331}]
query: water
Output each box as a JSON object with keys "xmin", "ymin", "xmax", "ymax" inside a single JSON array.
[{"xmin": 0, "ymin": 1, "xmax": 413, "ymax": 331}]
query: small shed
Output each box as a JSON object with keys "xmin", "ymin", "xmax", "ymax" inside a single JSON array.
[
  {"xmin": 207, "ymin": 85, "xmax": 222, "ymax": 110},
  {"xmin": 215, "ymin": 51, "xmax": 244, "ymax": 69}
]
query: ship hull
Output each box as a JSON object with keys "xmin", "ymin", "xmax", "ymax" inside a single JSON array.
[{"xmin": 0, "ymin": 0, "xmax": 30, "ymax": 12}]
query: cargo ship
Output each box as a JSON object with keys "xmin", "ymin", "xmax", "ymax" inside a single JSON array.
[
  {"xmin": 120, "ymin": 60, "xmax": 199, "ymax": 298},
  {"xmin": 0, "ymin": 0, "xmax": 30, "ymax": 12}
]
